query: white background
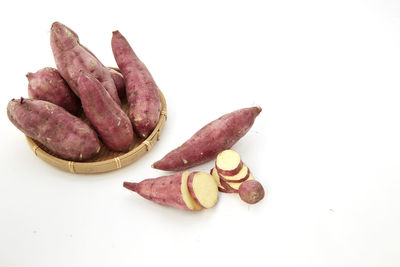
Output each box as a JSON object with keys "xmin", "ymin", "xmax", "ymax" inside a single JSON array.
[{"xmin": 1, "ymin": 0, "xmax": 400, "ymax": 266}]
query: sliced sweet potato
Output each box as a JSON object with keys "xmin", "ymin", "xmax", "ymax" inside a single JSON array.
[
  {"xmin": 215, "ymin": 149, "xmax": 243, "ymax": 176},
  {"xmin": 224, "ymin": 174, "xmax": 255, "ymax": 191},
  {"xmin": 187, "ymin": 172, "xmax": 218, "ymax": 208},
  {"xmin": 124, "ymin": 172, "xmax": 187, "ymax": 210},
  {"xmin": 123, "ymin": 172, "xmax": 203, "ymax": 211},
  {"xmin": 219, "ymin": 164, "xmax": 250, "ymax": 183},
  {"xmin": 210, "ymin": 168, "xmax": 237, "ymax": 193}
]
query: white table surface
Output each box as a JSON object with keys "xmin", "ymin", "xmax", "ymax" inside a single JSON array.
[{"xmin": 1, "ymin": 1, "xmax": 400, "ymax": 266}]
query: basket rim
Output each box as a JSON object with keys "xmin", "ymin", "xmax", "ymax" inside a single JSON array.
[{"xmin": 25, "ymin": 72, "xmax": 167, "ymax": 174}]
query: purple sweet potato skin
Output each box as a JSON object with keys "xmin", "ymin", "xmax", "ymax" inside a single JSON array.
[
  {"xmin": 108, "ymin": 68, "xmax": 125, "ymax": 99},
  {"xmin": 50, "ymin": 22, "xmax": 121, "ymax": 106},
  {"xmin": 7, "ymin": 98, "xmax": 100, "ymax": 161},
  {"xmin": 152, "ymin": 106, "xmax": 262, "ymax": 171},
  {"xmin": 27, "ymin": 67, "xmax": 80, "ymax": 115},
  {"xmin": 111, "ymin": 31, "xmax": 161, "ymax": 138},
  {"xmin": 186, "ymin": 172, "xmax": 205, "ymax": 208},
  {"xmin": 123, "ymin": 172, "xmax": 189, "ymax": 210},
  {"xmin": 239, "ymin": 180, "xmax": 265, "ymax": 204},
  {"xmin": 77, "ymin": 72, "xmax": 133, "ymax": 152}
]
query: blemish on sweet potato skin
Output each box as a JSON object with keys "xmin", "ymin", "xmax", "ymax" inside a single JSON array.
[{"xmin": 7, "ymin": 98, "xmax": 100, "ymax": 161}]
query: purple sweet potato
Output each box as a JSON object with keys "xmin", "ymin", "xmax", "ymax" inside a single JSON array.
[
  {"xmin": 108, "ymin": 68, "xmax": 125, "ymax": 99},
  {"xmin": 152, "ymin": 106, "xmax": 262, "ymax": 171},
  {"xmin": 123, "ymin": 172, "xmax": 203, "ymax": 211},
  {"xmin": 111, "ymin": 30, "xmax": 161, "ymax": 138},
  {"xmin": 238, "ymin": 180, "xmax": 265, "ymax": 204},
  {"xmin": 50, "ymin": 22, "xmax": 121, "ymax": 106},
  {"xmin": 77, "ymin": 72, "xmax": 133, "ymax": 152},
  {"xmin": 7, "ymin": 98, "xmax": 100, "ymax": 161},
  {"xmin": 26, "ymin": 67, "xmax": 81, "ymax": 115}
]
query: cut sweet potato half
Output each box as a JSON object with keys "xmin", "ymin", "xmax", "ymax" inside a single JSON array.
[
  {"xmin": 215, "ymin": 149, "xmax": 243, "ymax": 176},
  {"xmin": 219, "ymin": 164, "xmax": 250, "ymax": 183},
  {"xmin": 210, "ymin": 168, "xmax": 237, "ymax": 193},
  {"xmin": 181, "ymin": 171, "xmax": 203, "ymax": 211},
  {"xmin": 123, "ymin": 172, "xmax": 191, "ymax": 210},
  {"xmin": 187, "ymin": 172, "xmax": 218, "ymax": 208}
]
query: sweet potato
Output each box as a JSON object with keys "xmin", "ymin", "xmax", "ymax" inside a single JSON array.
[
  {"xmin": 7, "ymin": 98, "xmax": 100, "ymax": 161},
  {"xmin": 152, "ymin": 106, "xmax": 262, "ymax": 171},
  {"xmin": 123, "ymin": 172, "xmax": 203, "ymax": 211},
  {"xmin": 111, "ymin": 30, "xmax": 161, "ymax": 138},
  {"xmin": 50, "ymin": 22, "xmax": 121, "ymax": 106},
  {"xmin": 224, "ymin": 174, "xmax": 254, "ymax": 191},
  {"xmin": 215, "ymin": 149, "xmax": 243, "ymax": 176},
  {"xmin": 187, "ymin": 172, "xmax": 219, "ymax": 209},
  {"xmin": 219, "ymin": 164, "xmax": 250, "ymax": 183},
  {"xmin": 211, "ymin": 167, "xmax": 255, "ymax": 192},
  {"xmin": 108, "ymin": 68, "xmax": 125, "ymax": 99},
  {"xmin": 210, "ymin": 168, "xmax": 238, "ymax": 193},
  {"xmin": 77, "ymin": 72, "xmax": 133, "ymax": 152},
  {"xmin": 26, "ymin": 67, "xmax": 81, "ymax": 115},
  {"xmin": 239, "ymin": 180, "xmax": 265, "ymax": 204}
]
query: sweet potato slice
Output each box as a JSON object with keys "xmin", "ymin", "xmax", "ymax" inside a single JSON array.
[
  {"xmin": 215, "ymin": 149, "xmax": 243, "ymax": 176},
  {"xmin": 187, "ymin": 172, "xmax": 218, "ymax": 208},
  {"xmin": 210, "ymin": 168, "xmax": 237, "ymax": 193},
  {"xmin": 219, "ymin": 164, "xmax": 250, "ymax": 183},
  {"xmin": 181, "ymin": 171, "xmax": 203, "ymax": 211},
  {"xmin": 224, "ymin": 174, "xmax": 255, "ymax": 191}
]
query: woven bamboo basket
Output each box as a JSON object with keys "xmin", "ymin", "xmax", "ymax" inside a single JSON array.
[{"xmin": 25, "ymin": 70, "xmax": 167, "ymax": 174}]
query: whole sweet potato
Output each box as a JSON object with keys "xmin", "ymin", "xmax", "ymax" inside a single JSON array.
[
  {"xmin": 7, "ymin": 98, "xmax": 100, "ymax": 161},
  {"xmin": 111, "ymin": 30, "xmax": 161, "ymax": 138},
  {"xmin": 77, "ymin": 72, "xmax": 133, "ymax": 152},
  {"xmin": 50, "ymin": 22, "xmax": 121, "ymax": 106},
  {"xmin": 108, "ymin": 68, "xmax": 125, "ymax": 99},
  {"xmin": 152, "ymin": 106, "xmax": 262, "ymax": 171},
  {"xmin": 27, "ymin": 67, "xmax": 81, "ymax": 115}
]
